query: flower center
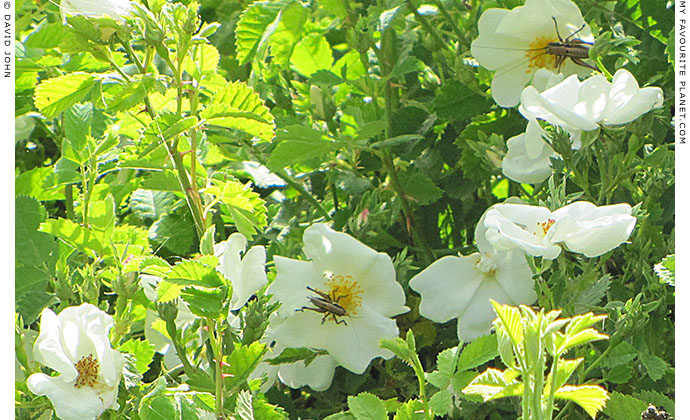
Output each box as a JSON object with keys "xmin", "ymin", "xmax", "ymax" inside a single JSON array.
[
  {"xmin": 74, "ymin": 354, "xmax": 99, "ymax": 388},
  {"xmin": 526, "ymin": 36, "xmax": 557, "ymax": 72},
  {"xmin": 324, "ymin": 273, "xmax": 363, "ymax": 315},
  {"xmin": 534, "ymin": 218, "xmax": 556, "ymax": 238}
]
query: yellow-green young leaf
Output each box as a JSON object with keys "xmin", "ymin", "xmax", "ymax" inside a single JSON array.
[
  {"xmin": 562, "ymin": 329, "xmax": 608, "ymax": 353},
  {"xmin": 427, "ymin": 346, "xmax": 459, "ymax": 388},
  {"xmin": 234, "ymin": 1, "xmax": 282, "ymax": 65},
  {"xmin": 182, "ymin": 43, "xmax": 220, "ymax": 80},
  {"xmin": 165, "ymin": 259, "xmax": 224, "ymax": 289},
  {"xmin": 544, "ymin": 358, "xmax": 583, "ymax": 394},
  {"xmin": 34, "ymin": 72, "xmax": 97, "ymax": 119},
  {"xmin": 347, "ymin": 392, "xmax": 387, "ymax": 420},
  {"xmin": 565, "ymin": 313, "xmax": 607, "ymax": 337},
  {"xmin": 224, "ymin": 342, "xmax": 268, "ymax": 391},
  {"xmin": 205, "ymin": 179, "xmax": 267, "ymax": 240},
  {"xmin": 490, "ymin": 300, "xmax": 524, "ymax": 346},
  {"xmin": 203, "ymin": 81, "xmax": 275, "ymax": 142},
  {"xmin": 462, "ymin": 368, "xmax": 522, "ymax": 401},
  {"xmin": 290, "ymin": 33, "xmax": 333, "ymax": 77},
  {"xmin": 156, "ymin": 280, "xmax": 185, "ymax": 302},
  {"xmin": 119, "ymin": 339, "xmax": 156, "ymax": 373},
  {"xmin": 379, "ymin": 337, "xmax": 412, "ymax": 364},
  {"xmin": 555, "ymin": 385, "xmax": 609, "ymax": 418},
  {"xmin": 39, "ymin": 218, "xmax": 104, "ymax": 256},
  {"xmin": 393, "ymin": 400, "xmax": 426, "ymax": 420}
]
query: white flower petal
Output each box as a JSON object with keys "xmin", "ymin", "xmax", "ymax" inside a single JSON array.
[
  {"xmin": 278, "ymin": 355, "xmax": 337, "ymax": 392},
  {"xmin": 502, "ymin": 120, "xmax": 558, "ymax": 184},
  {"xmin": 494, "ymin": 251, "xmax": 538, "ymax": 305},
  {"xmin": 456, "ymin": 278, "xmax": 511, "ymax": 342},
  {"xmin": 491, "ymin": 67, "xmax": 533, "ymax": 108},
  {"xmin": 32, "ymin": 308, "xmax": 78, "ymax": 382},
  {"xmin": 215, "ymin": 233, "xmax": 267, "ymax": 310},
  {"xmin": 409, "ymin": 255, "xmax": 484, "ymax": 323},
  {"xmin": 267, "ymin": 257, "xmax": 320, "ymax": 317},
  {"xmin": 60, "ymin": 0, "xmax": 131, "ymax": 21},
  {"xmin": 27, "ymin": 373, "xmax": 107, "ymax": 420},
  {"xmin": 484, "ymin": 203, "xmax": 562, "ymax": 259}
]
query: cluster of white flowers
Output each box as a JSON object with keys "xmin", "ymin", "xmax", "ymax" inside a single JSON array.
[
  {"xmin": 410, "ymin": 199, "xmax": 636, "ymax": 341},
  {"xmin": 471, "ymin": 0, "xmax": 663, "ymax": 184}
]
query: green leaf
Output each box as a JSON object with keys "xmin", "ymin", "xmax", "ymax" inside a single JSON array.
[
  {"xmin": 393, "ymin": 400, "xmax": 426, "ymax": 420},
  {"xmin": 15, "ymin": 196, "xmax": 56, "ymax": 267},
  {"xmin": 266, "ymin": 347, "xmax": 323, "ymax": 366},
  {"xmin": 491, "ymin": 301, "xmax": 524, "ymax": 346},
  {"xmin": 15, "ymin": 167, "xmax": 65, "ymax": 201},
  {"xmin": 252, "ymin": 397, "xmax": 289, "ymax": 420},
  {"xmin": 234, "ymin": 1, "xmax": 283, "ymax": 65},
  {"xmin": 347, "ymin": 392, "xmax": 387, "ymax": 420},
  {"xmin": 308, "ymin": 69, "xmax": 344, "ymax": 86},
  {"xmin": 63, "ymin": 102, "xmax": 93, "ymax": 152},
  {"xmin": 149, "ymin": 210, "xmax": 196, "ymax": 255},
  {"xmin": 654, "ymin": 254, "xmax": 675, "ymax": 286},
  {"xmin": 639, "ymin": 352, "xmax": 668, "ymax": 381},
  {"xmin": 632, "ymin": 390, "xmax": 674, "ymax": 415},
  {"xmin": 203, "ymin": 81, "xmax": 275, "ymax": 142},
  {"xmin": 379, "ymin": 337, "xmax": 412, "ymax": 364},
  {"xmin": 129, "ymin": 189, "xmax": 178, "ymax": 223},
  {"xmin": 268, "ymin": 1, "xmax": 309, "ymax": 67},
  {"xmin": 183, "ymin": 43, "xmax": 220, "ymax": 80},
  {"xmin": 428, "ymin": 389, "xmax": 453, "ymax": 416},
  {"xmin": 290, "ymin": 33, "xmax": 333, "ymax": 77},
  {"xmin": 604, "ymin": 364, "xmax": 633, "ymax": 384},
  {"xmin": 165, "ymin": 259, "xmax": 224, "ymax": 289},
  {"xmin": 602, "ymin": 391, "xmax": 648, "ymax": 420},
  {"xmin": 555, "ymin": 385, "xmax": 608, "ymax": 418},
  {"xmin": 39, "ymin": 218, "xmax": 104, "ymax": 256},
  {"xmin": 199, "ymin": 225, "xmax": 216, "ymax": 256},
  {"xmin": 426, "ymin": 346, "xmax": 458, "ymax": 389},
  {"xmin": 16, "ymin": 266, "xmax": 55, "ymax": 324},
  {"xmin": 224, "ymin": 342, "xmax": 268, "ymax": 391},
  {"xmin": 206, "ymin": 179, "xmax": 268, "ymax": 240},
  {"xmin": 545, "ymin": 358, "xmax": 582, "ymax": 393},
  {"xmin": 119, "ymin": 339, "xmax": 156, "ymax": 373},
  {"xmin": 34, "ymin": 72, "xmax": 97, "ymax": 119},
  {"xmin": 601, "ymin": 341, "xmax": 637, "ymax": 368},
  {"xmin": 462, "ymin": 368, "xmax": 522, "ymax": 401},
  {"xmin": 236, "ymin": 390, "xmax": 255, "ymax": 420},
  {"xmin": 180, "ymin": 287, "xmax": 225, "ymax": 319},
  {"xmin": 88, "ymin": 194, "xmax": 116, "ymax": 235},
  {"xmin": 398, "ymin": 168, "xmax": 442, "ymax": 205},
  {"xmin": 456, "ymin": 334, "xmax": 499, "ymax": 372},
  {"xmin": 266, "ymin": 126, "xmax": 338, "ymax": 169}
]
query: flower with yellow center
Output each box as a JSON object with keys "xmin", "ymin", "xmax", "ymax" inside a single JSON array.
[
  {"xmin": 483, "ymin": 200, "xmax": 637, "ymax": 259},
  {"xmin": 267, "ymin": 223, "xmax": 409, "ymax": 374},
  {"xmin": 27, "ymin": 304, "xmax": 125, "ymax": 420},
  {"xmin": 470, "ymin": 0, "xmax": 594, "ymax": 107}
]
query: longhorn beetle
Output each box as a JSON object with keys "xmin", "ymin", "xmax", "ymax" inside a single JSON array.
[
  {"xmin": 297, "ymin": 286, "xmax": 349, "ymax": 325},
  {"xmin": 545, "ymin": 16, "xmax": 598, "ymax": 72}
]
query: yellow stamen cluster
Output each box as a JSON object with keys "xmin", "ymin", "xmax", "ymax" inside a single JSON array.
[
  {"xmin": 325, "ymin": 274, "xmax": 363, "ymax": 315},
  {"xmin": 74, "ymin": 354, "xmax": 99, "ymax": 388},
  {"xmin": 525, "ymin": 36, "xmax": 557, "ymax": 72},
  {"xmin": 538, "ymin": 218, "xmax": 556, "ymax": 235}
]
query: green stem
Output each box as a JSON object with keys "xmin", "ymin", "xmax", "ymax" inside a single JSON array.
[
  {"xmin": 411, "ymin": 356, "xmax": 432, "ymax": 420},
  {"xmin": 544, "ymin": 356, "xmax": 559, "ymax": 420},
  {"xmin": 404, "ymin": 0, "xmax": 447, "ymax": 50},
  {"xmin": 165, "ymin": 318, "xmax": 196, "ymax": 375},
  {"xmin": 118, "ymin": 37, "xmax": 206, "ymax": 237},
  {"xmin": 206, "ymin": 319, "xmax": 224, "ymax": 418},
  {"xmin": 65, "ymin": 184, "xmax": 75, "ymax": 220},
  {"xmin": 431, "ymin": 0, "xmax": 463, "ymax": 41}
]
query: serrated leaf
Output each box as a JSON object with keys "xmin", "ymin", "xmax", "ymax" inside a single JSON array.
[
  {"xmin": 654, "ymin": 254, "xmax": 675, "ymax": 286},
  {"xmin": 555, "ymin": 385, "xmax": 608, "ymax": 418},
  {"xmin": 632, "ymin": 390, "xmax": 674, "ymax": 415},
  {"xmin": 15, "ymin": 196, "xmax": 55, "ymax": 267},
  {"xmin": 224, "ymin": 342, "xmax": 268, "ymax": 391},
  {"xmin": 203, "ymin": 81, "xmax": 275, "ymax": 143},
  {"xmin": 39, "ymin": 218, "xmax": 104, "ymax": 256},
  {"xmin": 393, "ymin": 399, "xmax": 426, "ymax": 420},
  {"xmin": 237, "ymin": 390, "xmax": 254, "ymax": 420},
  {"xmin": 602, "ymin": 391, "xmax": 648, "ymax": 420},
  {"xmin": 34, "ymin": 72, "xmax": 97, "ymax": 119},
  {"xmin": 180, "ymin": 287, "xmax": 225, "ymax": 319},
  {"xmin": 456, "ymin": 334, "xmax": 498, "ymax": 372},
  {"xmin": 205, "ymin": 179, "xmax": 267, "ymax": 240},
  {"xmin": 348, "ymin": 392, "xmax": 387, "ymax": 420},
  {"xmin": 63, "ymin": 103, "xmax": 93, "ymax": 152},
  {"xmin": 398, "ymin": 168, "xmax": 442, "ymax": 205},
  {"xmin": 149, "ymin": 211, "xmax": 196, "ymax": 255},
  {"xmin": 572, "ymin": 274, "xmax": 612, "ymax": 313},
  {"xmin": 267, "ymin": 125, "xmax": 338, "ymax": 169},
  {"xmin": 428, "ymin": 389, "xmax": 452, "ymax": 416},
  {"xmin": 119, "ymin": 339, "xmax": 156, "ymax": 373},
  {"xmin": 639, "ymin": 352, "xmax": 668, "ymax": 381},
  {"xmin": 199, "ymin": 225, "xmax": 216, "ymax": 255},
  {"xmin": 427, "ymin": 346, "xmax": 458, "ymax": 389},
  {"xmin": 16, "ymin": 266, "xmax": 56, "ymax": 324},
  {"xmin": 290, "ymin": 33, "xmax": 333, "ymax": 77},
  {"xmin": 252, "ymin": 397, "xmax": 289, "ymax": 420},
  {"xmin": 604, "ymin": 364, "xmax": 633, "ymax": 384},
  {"xmin": 491, "ymin": 300, "xmax": 524, "ymax": 346},
  {"xmin": 601, "ymin": 341, "xmax": 637, "ymax": 368},
  {"xmin": 182, "ymin": 43, "xmax": 220, "ymax": 80},
  {"xmin": 165, "ymin": 259, "xmax": 224, "ymax": 288},
  {"xmin": 545, "ymin": 358, "xmax": 582, "ymax": 393},
  {"xmin": 129, "ymin": 189, "xmax": 178, "ymax": 223},
  {"xmin": 462, "ymin": 368, "xmax": 522, "ymax": 401},
  {"xmin": 379, "ymin": 337, "xmax": 412, "ymax": 364},
  {"xmin": 15, "ymin": 167, "xmax": 65, "ymax": 201},
  {"xmin": 235, "ymin": 1, "xmax": 283, "ymax": 65}
]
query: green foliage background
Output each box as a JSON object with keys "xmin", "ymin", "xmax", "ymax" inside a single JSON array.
[{"xmin": 15, "ymin": 0, "xmax": 674, "ymax": 418}]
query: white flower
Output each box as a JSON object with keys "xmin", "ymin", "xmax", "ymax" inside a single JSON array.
[
  {"xmin": 214, "ymin": 233, "xmax": 268, "ymax": 310},
  {"xmin": 502, "ymin": 119, "xmax": 559, "ymax": 184},
  {"xmin": 60, "ymin": 0, "xmax": 131, "ymax": 22},
  {"xmin": 26, "ymin": 304, "xmax": 125, "ymax": 420},
  {"xmin": 483, "ymin": 201, "xmax": 636, "ymax": 259},
  {"xmin": 409, "ymin": 210, "xmax": 536, "ymax": 341},
  {"xmin": 520, "ymin": 69, "xmax": 664, "ymax": 133},
  {"xmin": 470, "ymin": 0, "xmax": 594, "ymax": 107},
  {"xmin": 410, "ymin": 250, "xmax": 536, "ymax": 342},
  {"xmin": 266, "ymin": 224, "xmax": 409, "ymax": 374}
]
